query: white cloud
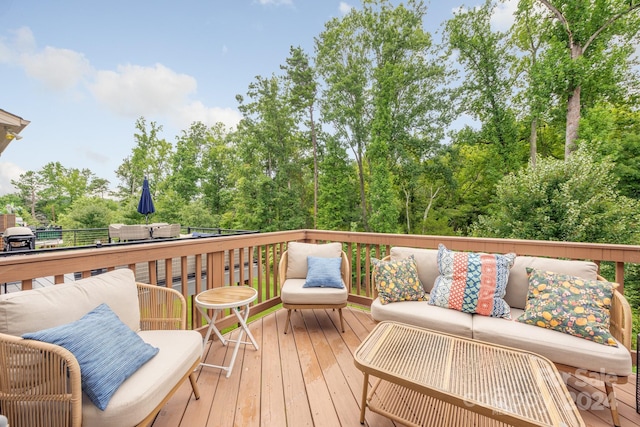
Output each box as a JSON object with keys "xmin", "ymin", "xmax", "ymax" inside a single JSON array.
[
  {"xmin": 174, "ymin": 102, "xmax": 242, "ymax": 130},
  {"xmin": 3, "ymin": 27, "xmax": 243, "ymax": 135},
  {"xmin": 0, "ymin": 162, "xmax": 25, "ymax": 196},
  {"xmin": 339, "ymin": 2, "xmax": 353, "ymax": 15},
  {"xmin": 0, "ymin": 27, "xmax": 90, "ymax": 91},
  {"xmin": 491, "ymin": 0, "xmax": 517, "ymax": 32},
  {"xmin": 89, "ymin": 63, "xmax": 198, "ymax": 117},
  {"xmin": 20, "ymin": 46, "xmax": 92, "ymax": 91}
]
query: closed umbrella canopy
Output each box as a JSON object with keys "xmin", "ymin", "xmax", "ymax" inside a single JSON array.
[{"xmin": 137, "ymin": 177, "xmax": 155, "ymax": 224}]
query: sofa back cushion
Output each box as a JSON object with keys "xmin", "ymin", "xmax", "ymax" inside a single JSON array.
[
  {"xmin": 0, "ymin": 269, "xmax": 140, "ymax": 336},
  {"xmin": 390, "ymin": 247, "xmax": 439, "ymax": 293},
  {"xmin": 505, "ymin": 256, "xmax": 598, "ymax": 310}
]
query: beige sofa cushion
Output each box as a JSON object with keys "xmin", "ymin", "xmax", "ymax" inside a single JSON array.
[
  {"xmin": 82, "ymin": 329, "xmax": 202, "ymax": 427},
  {"xmin": 390, "ymin": 247, "xmax": 439, "ymax": 293},
  {"xmin": 0, "ymin": 269, "xmax": 140, "ymax": 335},
  {"xmin": 281, "ymin": 278, "xmax": 348, "ymax": 305},
  {"xmin": 505, "ymin": 256, "xmax": 598, "ymax": 310},
  {"xmin": 370, "ymin": 297, "xmax": 473, "ymax": 338},
  {"xmin": 473, "ymin": 308, "xmax": 632, "ymax": 376},
  {"xmin": 285, "ymin": 242, "xmax": 342, "ymax": 279}
]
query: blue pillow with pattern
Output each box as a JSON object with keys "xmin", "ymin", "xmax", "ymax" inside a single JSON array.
[
  {"xmin": 22, "ymin": 303, "xmax": 158, "ymax": 410},
  {"xmin": 303, "ymin": 256, "xmax": 344, "ymax": 288}
]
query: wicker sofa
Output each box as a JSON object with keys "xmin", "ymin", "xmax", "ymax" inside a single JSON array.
[
  {"xmin": 0, "ymin": 269, "xmax": 202, "ymax": 427},
  {"xmin": 371, "ymin": 246, "xmax": 633, "ymax": 426}
]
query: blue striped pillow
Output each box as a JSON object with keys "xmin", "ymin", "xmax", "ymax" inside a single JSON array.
[
  {"xmin": 303, "ymin": 256, "xmax": 344, "ymax": 288},
  {"xmin": 22, "ymin": 303, "xmax": 158, "ymax": 410}
]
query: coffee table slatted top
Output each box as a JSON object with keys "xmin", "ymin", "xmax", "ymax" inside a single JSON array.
[{"xmin": 354, "ymin": 321, "xmax": 584, "ymax": 427}]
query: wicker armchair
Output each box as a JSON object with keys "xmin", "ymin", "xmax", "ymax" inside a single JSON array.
[
  {"xmin": 278, "ymin": 242, "xmax": 350, "ymax": 334},
  {"xmin": 0, "ymin": 278, "xmax": 201, "ymax": 427}
]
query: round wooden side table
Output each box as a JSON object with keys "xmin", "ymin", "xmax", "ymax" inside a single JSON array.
[{"xmin": 195, "ymin": 286, "xmax": 259, "ymax": 378}]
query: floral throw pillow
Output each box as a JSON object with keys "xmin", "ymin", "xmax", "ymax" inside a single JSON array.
[
  {"xmin": 372, "ymin": 255, "xmax": 426, "ymax": 305},
  {"xmin": 429, "ymin": 244, "xmax": 516, "ymax": 318},
  {"xmin": 517, "ymin": 268, "xmax": 618, "ymax": 347}
]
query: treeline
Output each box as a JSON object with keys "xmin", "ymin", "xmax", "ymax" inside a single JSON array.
[{"xmin": 3, "ymin": 0, "xmax": 640, "ymax": 244}]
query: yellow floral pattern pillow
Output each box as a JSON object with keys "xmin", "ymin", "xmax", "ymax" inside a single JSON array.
[
  {"xmin": 373, "ymin": 255, "xmax": 426, "ymax": 305},
  {"xmin": 517, "ymin": 268, "xmax": 618, "ymax": 347}
]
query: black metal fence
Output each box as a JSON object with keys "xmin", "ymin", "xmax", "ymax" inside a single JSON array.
[{"xmin": 1, "ymin": 226, "xmax": 259, "ymax": 255}]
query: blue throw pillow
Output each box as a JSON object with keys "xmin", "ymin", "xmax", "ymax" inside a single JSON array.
[
  {"xmin": 303, "ymin": 256, "xmax": 344, "ymax": 288},
  {"xmin": 22, "ymin": 303, "xmax": 159, "ymax": 411}
]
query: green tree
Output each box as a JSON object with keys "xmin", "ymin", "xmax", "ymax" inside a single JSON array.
[
  {"xmin": 316, "ymin": 0, "xmax": 453, "ymax": 231},
  {"xmin": 317, "ymin": 135, "xmax": 358, "ymax": 230},
  {"xmin": 233, "ymin": 74, "xmax": 309, "ymax": 231},
  {"xmin": 57, "ymin": 196, "xmax": 119, "ymax": 229},
  {"xmin": 473, "ymin": 146, "xmax": 640, "ymax": 244},
  {"xmin": 116, "ymin": 118, "xmax": 173, "ymax": 198},
  {"xmin": 443, "ymin": 0, "xmax": 520, "ymax": 169},
  {"xmin": 534, "ymin": 0, "xmax": 640, "ymax": 157},
  {"xmin": 11, "ymin": 170, "xmax": 41, "ymax": 222},
  {"xmin": 578, "ymin": 102, "xmax": 640, "ymax": 198},
  {"xmin": 282, "ymin": 46, "xmax": 320, "ymax": 228},
  {"xmin": 169, "ymin": 121, "xmax": 210, "ymax": 203}
]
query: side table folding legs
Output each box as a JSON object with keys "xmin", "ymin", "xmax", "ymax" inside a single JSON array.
[{"xmin": 195, "ymin": 286, "xmax": 259, "ymax": 378}]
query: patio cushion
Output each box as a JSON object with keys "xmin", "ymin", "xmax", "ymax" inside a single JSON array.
[
  {"xmin": 22, "ymin": 304, "xmax": 159, "ymax": 411},
  {"xmin": 281, "ymin": 278, "xmax": 347, "ymax": 305},
  {"xmin": 82, "ymin": 329, "xmax": 203, "ymax": 427},
  {"xmin": 303, "ymin": 256, "xmax": 344, "ymax": 288},
  {"xmin": 390, "ymin": 247, "xmax": 439, "ymax": 293},
  {"xmin": 517, "ymin": 268, "xmax": 617, "ymax": 346},
  {"xmin": 429, "ymin": 244, "xmax": 516, "ymax": 318},
  {"xmin": 285, "ymin": 242, "xmax": 342, "ymax": 279},
  {"xmin": 373, "ymin": 255, "xmax": 426, "ymax": 305},
  {"xmin": 370, "ymin": 296, "xmax": 473, "ymax": 338},
  {"xmin": 473, "ymin": 308, "xmax": 632, "ymax": 376}
]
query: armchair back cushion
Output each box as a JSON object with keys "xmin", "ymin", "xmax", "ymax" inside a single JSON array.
[
  {"xmin": 0, "ymin": 269, "xmax": 141, "ymax": 335},
  {"xmin": 285, "ymin": 241, "xmax": 342, "ymax": 279}
]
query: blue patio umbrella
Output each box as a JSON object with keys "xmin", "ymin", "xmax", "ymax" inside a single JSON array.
[{"xmin": 137, "ymin": 177, "xmax": 155, "ymax": 224}]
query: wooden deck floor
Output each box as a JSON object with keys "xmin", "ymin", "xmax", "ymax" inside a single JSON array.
[{"xmin": 151, "ymin": 306, "xmax": 640, "ymax": 427}]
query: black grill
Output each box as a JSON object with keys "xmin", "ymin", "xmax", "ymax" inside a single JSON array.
[{"xmin": 2, "ymin": 228, "xmax": 35, "ymax": 252}]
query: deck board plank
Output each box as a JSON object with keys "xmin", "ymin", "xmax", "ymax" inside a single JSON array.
[
  {"xmin": 234, "ymin": 319, "xmax": 263, "ymax": 427},
  {"xmin": 154, "ymin": 306, "xmax": 640, "ymax": 427},
  {"xmin": 290, "ymin": 309, "xmax": 342, "ymax": 426},
  {"xmin": 259, "ymin": 310, "xmax": 287, "ymax": 426},
  {"xmin": 276, "ymin": 308, "xmax": 315, "ymax": 426}
]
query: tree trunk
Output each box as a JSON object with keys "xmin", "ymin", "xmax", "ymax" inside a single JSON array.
[
  {"xmin": 356, "ymin": 156, "xmax": 368, "ymax": 231},
  {"xmin": 309, "ymin": 105, "xmax": 318, "ymax": 229},
  {"xmin": 565, "ymin": 43, "xmax": 583, "ymax": 158},
  {"xmin": 565, "ymin": 85, "xmax": 581, "ymax": 158},
  {"xmin": 530, "ymin": 118, "xmax": 537, "ymax": 167}
]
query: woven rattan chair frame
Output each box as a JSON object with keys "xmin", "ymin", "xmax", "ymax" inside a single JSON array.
[{"xmin": 0, "ymin": 281, "xmax": 200, "ymax": 427}]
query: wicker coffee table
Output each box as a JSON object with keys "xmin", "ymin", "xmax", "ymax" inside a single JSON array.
[{"xmin": 354, "ymin": 321, "xmax": 584, "ymax": 427}]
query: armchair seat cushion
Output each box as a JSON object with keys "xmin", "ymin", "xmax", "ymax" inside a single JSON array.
[
  {"xmin": 82, "ymin": 329, "xmax": 203, "ymax": 427},
  {"xmin": 281, "ymin": 278, "xmax": 348, "ymax": 305}
]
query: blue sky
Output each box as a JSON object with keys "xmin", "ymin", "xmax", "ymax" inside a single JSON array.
[{"xmin": 0, "ymin": 0, "xmax": 518, "ymax": 196}]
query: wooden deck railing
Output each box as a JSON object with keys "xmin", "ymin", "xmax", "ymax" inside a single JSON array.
[{"xmin": 1, "ymin": 230, "xmax": 639, "ymax": 335}]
